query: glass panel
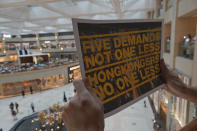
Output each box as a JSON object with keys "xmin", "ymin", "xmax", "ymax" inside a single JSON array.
[
  {"xmin": 164, "ymin": 37, "xmax": 170, "ymax": 53},
  {"xmin": 178, "ymin": 35, "xmax": 195, "ymax": 59},
  {"xmin": 157, "ymin": 0, "xmax": 164, "ymax": 17}
]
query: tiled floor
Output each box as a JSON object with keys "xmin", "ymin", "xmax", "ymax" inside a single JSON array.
[{"xmin": 0, "ymin": 83, "xmax": 154, "ymax": 131}]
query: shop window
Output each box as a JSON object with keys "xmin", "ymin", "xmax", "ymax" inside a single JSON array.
[{"xmin": 6, "ymin": 43, "xmax": 16, "ymax": 51}]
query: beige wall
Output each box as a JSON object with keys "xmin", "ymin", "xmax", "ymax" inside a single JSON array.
[
  {"xmin": 175, "ymin": 56, "xmax": 193, "ymax": 77},
  {"xmin": 178, "ymin": 0, "xmax": 197, "ymax": 17},
  {"xmin": 164, "ymin": 7, "xmax": 173, "ymax": 24}
]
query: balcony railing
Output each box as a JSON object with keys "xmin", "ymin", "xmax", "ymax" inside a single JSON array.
[{"xmin": 164, "ymin": 42, "xmax": 170, "ymax": 53}]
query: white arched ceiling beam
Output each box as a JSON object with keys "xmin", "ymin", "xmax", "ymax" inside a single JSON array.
[
  {"xmin": 110, "ymin": 0, "xmax": 122, "ymax": 18},
  {"xmin": 0, "ymin": 0, "xmax": 65, "ymax": 8},
  {"xmin": 88, "ymin": 0, "xmax": 113, "ymax": 9},
  {"xmin": 123, "ymin": 0, "xmax": 138, "ymax": 9},
  {"xmin": 40, "ymin": 4, "xmax": 71, "ymax": 18},
  {"xmin": 0, "ymin": 0, "xmax": 155, "ymax": 34}
]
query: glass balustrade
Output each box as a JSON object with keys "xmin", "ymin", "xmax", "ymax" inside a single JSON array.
[
  {"xmin": 178, "ymin": 35, "xmax": 196, "ymax": 60},
  {"xmin": 164, "ymin": 37, "xmax": 171, "ymax": 53}
]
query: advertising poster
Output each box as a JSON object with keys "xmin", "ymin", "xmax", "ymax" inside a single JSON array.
[
  {"xmin": 68, "ymin": 65, "xmax": 81, "ymax": 83},
  {"xmin": 72, "ymin": 19, "xmax": 164, "ymax": 117}
]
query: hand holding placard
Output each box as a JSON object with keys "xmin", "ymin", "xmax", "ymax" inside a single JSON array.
[{"xmin": 62, "ymin": 78, "xmax": 104, "ymax": 131}]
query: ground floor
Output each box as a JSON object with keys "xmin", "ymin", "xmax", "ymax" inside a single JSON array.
[{"xmin": 0, "ymin": 83, "xmax": 155, "ymax": 131}]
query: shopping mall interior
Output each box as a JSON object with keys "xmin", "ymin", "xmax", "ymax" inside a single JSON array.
[{"xmin": 0, "ymin": 0, "xmax": 196, "ymax": 131}]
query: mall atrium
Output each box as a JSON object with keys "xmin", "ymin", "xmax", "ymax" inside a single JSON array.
[{"xmin": 0, "ymin": 0, "xmax": 197, "ymax": 131}]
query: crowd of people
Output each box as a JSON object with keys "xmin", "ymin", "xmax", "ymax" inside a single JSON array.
[
  {"xmin": 9, "ymin": 102, "xmax": 19, "ymax": 121},
  {"xmin": 8, "ymin": 85, "xmax": 35, "ymax": 121},
  {"xmin": 9, "ymin": 101, "xmax": 36, "ymax": 121},
  {"xmin": 8, "ymin": 88, "xmax": 69, "ymax": 122}
]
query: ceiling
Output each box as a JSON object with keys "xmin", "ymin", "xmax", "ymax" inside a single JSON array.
[{"xmin": 0, "ymin": 0, "xmax": 155, "ymax": 35}]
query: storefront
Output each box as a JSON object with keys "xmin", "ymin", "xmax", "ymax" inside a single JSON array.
[
  {"xmin": 0, "ymin": 73, "xmax": 66, "ymax": 97},
  {"xmin": 168, "ymin": 72, "xmax": 191, "ymax": 130},
  {"xmin": 160, "ymin": 90, "xmax": 168, "ymax": 127},
  {"xmin": 160, "ymin": 101, "xmax": 167, "ymax": 126}
]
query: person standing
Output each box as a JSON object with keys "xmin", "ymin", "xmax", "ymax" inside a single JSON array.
[
  {"xmin": 63, "ymin": 91, "xmax": 67, "ymax": 103},
  {"xmin": 31, "ymin": 102, "xmax": 35, "ymax": 113},
  {"xmin": 144, "ymin": 100, "xmax": 147, "ymax": 108},
  {"xmin": 12, "ymin": 110, "xmax": 17, "ymax": 121},
  {"xmin": 29, "ymin": 86, "xmax": 33, "ymax": 94},
  {"xmin": 9, "ymin": 102, "xmax": 14, "ymax": 112},
  {"xmin": 15, "ymin": 102, "xmax": 19, "ymax": 113},
  {"xmin": 21, "ymin": 90, "xmax": 25, "ymax": 98}
]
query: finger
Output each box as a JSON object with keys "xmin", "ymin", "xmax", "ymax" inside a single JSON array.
[
  {"xmin": 62, "ymin": 104, "xmax": 70, "ymax": 121},
  {"xmin": 83, "ymin": 77, "xmax": 91, "ymax": 89},
  {"xmin": 83, "ymin": 78, "xmax": 103, "ymax": 104},
  {"xmin": 90, "ymin": 86, "xmax": 103, "ymax": 105},
  {"xmin": 69, "ymin": 98, "xmax": 81, "ymax": 112},
  {"xmin": 62, "ymin": 105, "xmax": 72, "ymax": 129},
  {"xmin": 83, "ymin": 77, "xmax": 95, "ymax": 93},
  {"xmin": 73, "ymin": 79, "xmax": 88, "ymax": 95},
  {"xmin": 63, "ymin": 96, "xmax": 80, "ymax": 120}
]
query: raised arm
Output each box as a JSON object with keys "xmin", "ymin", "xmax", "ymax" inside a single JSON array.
[{"xmin": 160, "ymin": 59, "xmax": 197, "ymax": 104}]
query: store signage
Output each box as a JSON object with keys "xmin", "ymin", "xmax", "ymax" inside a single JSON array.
[
  {"xmin": 70, "ymin": 65, "xmax": 80, "ymax": 71},
  {"xmin": 73, "ymin": 19, "xmax": 164, "ymax": 117}
]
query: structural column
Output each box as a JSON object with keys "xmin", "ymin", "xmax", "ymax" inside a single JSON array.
[
  {"xmin": 166, "ymin": 94, "xmax": 173, "ymax": 131},
  {"xmin": 0, "ymin": 84, "xmax": 4, "ymax": 96},
  {"xmin": 55, "ymin": 33, "xmax": 59, "ymax": 49},
  {"xmin": 40, "ymin": 78, "xmax": 43, "ymax": 91},
  {"xmin": 191, "ymin": 23, "xmax": 197, "ymax": 87},
  {"xmin": 188, "ymin": 23, "xmax": 197, "ymax": 122},
  {"xmin": 64, "ymin": 67, "xmax": 68, "ymax": 84},
  {"xmin": 169, "ymin": 0, "xmax": 178, "ymax": 68},
  {"xmin": 36, "ymin": 34, "xmax": 40, "ymax": 49},
  {"xmin": 1, "ymin": 34, "xmax": 6, "ymax": 55},
  {"xmin": 45, "ymin": 78, "xmax": 48, "ymax": 89}
]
